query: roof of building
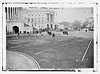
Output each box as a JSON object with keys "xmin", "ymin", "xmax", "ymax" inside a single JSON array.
[{"xmin": 22, "ymin": 7, "xmax": 55, "ymax": 14}]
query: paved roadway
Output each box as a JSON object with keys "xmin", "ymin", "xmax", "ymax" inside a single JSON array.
[{"xmin": 6, "ymin": 31, "xmax": 94, "ymax": 69}]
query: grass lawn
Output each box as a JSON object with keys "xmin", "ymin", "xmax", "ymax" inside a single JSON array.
[{"xmin": 6, "ymin": 33, "xmax": 94, "ymax": 69}]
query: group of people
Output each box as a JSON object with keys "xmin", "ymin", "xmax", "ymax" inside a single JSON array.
[
  {"xmin": 16, "ymin": 29, "xmax": 57, "ymax": 39},
  {"xmin": 47, "ymin": 31, "xmax": 55, "ymax": 37},
  {"xmin": 41, "ymin": 31, "xmax": 55, "ymax": 37}
]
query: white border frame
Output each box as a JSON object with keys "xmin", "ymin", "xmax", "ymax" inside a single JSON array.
[{"xmin": 2, "ymin": 1, "xmax": 98, "ymax": 72}]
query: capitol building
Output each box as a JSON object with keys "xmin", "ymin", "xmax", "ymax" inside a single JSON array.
[{"xmin": 5, "ymin": 7, "xmax": 55, "ymax": 34}]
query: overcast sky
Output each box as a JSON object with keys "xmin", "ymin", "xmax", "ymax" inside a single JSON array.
[{"xmin": 54, "ymin": 8, "xmax": 93, "ymax": 23}]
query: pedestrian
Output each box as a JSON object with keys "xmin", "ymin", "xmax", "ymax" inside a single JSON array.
[
  {"xmin": 27, "ymin": 32, "xmax": 30, "ymax": 36},
  {"xmin": 16, "ymin": 32, "xmax": 19, "ymax": 39},
  {"xmin": 41, "ymin": 33, "xmax": 44, "ymax": 37},
  {"xmin": 48, "ymin": 31, "xmax": 50, "ymax": 35},
  {"xmin": 52, "ymin": 33, "xmax": 55, "ymax": 37},
  {"xmin": 49, "ymin": 32, "xmax": 52, "ymax": 35},
  {"xmin": 66, "ymin": 31, "xmax": 68, "ymax": 35}
]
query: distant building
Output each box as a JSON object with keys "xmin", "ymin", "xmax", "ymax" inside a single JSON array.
[
  {"xmin": 82, "ymin": 17, "xmax": 94, "ymax": 31},
  {"xmin": 59, "ymin": 22, "xmax": 72, "ymax": 30},
  {"xmin": 54, "ymin": 23, "xmax": 64, "ymax": 30},
  {"xmin": 5, "ymin": 7, "xmax": 55, "ymax": 34},
  {"xmin": 58, "ymin": 24, "xmax": 64, "ymax": 30}
]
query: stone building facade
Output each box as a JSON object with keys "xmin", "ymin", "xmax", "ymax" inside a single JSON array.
[{"xmin": 5, "ymin": 7, "xmax": 55, "ymax": 34}]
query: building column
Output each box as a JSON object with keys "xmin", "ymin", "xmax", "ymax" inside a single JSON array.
[
  {"xmin": 50, "ymin": 14, "xmax": 52, "ymax": 28},
  {"xmin": 51, "ymin": 14, "xmax": 52, "ymax": 22},
  {"xmin": 19, "ymin": 7, "xmax": 22, "ymax": 20},
  {"xmin": 52, "ymin": 14, "xmax": 54, "ymax": 22},
  {"xmin": 17, "ymin": 8, "xmax": 19, "ymax": 19},
  {"xmin": 10, "ymin": 7, "xmax": 11, "ymax": 20},
  {"xmin": 13, "ymin": 7, "xmax": 14, "ymax": 20},
  {"xmin": 52, "ymin": 14, "xmax": 53, "ymax": 22},
  {"xmin": 14, "ymin": 7, "xmax": 15, "ymax": 19},
  {"xmin": 16, "ymin": 7, "xmax": 18, "ymax": 19},
  {"xmin": 49, "ymin": 14, "xmax": 51, "ymax": 23},
  {"xmin": 15, "ymin": 7, "xmax": 17, "ymax": 20},
  {"xmin": 52, "ymin": 14, "xmax": 54, "ymax": 29},
  {"xmin": 17, "ymin": 7, "xmax": 19, "ymax": 19},
  {"xmin": 15, "ymin": 7, "xmax": 16, "ymax": 19},
  {"xmin": 13, "ymin": 7, "xmax": 15, "ymax": 20},
  {"xmin": 11, "ymin": 7, "xmax": 12, "ymax": 20},
  {"xmin": 19, "ymin": 7, "xmax": 21, "ymax": 20},
  {"xmin": 47, "ymin": 14, "xmax": 49, "ymax": 22},
  {"xmin": 14, "ymin": 7, "xmax": 16, "ymax": 20},
  {"xmin": 12, "ymin": 7, "xmax": 14, "ymax": 19},
  {"xmin": 7, "ymin": 7, "xmax": 9, "ymax": 20}
]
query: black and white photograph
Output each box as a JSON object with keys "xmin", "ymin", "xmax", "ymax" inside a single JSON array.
[{"xmin": 1, "ymin": 1, "xmax": 99, "ymax": 72}]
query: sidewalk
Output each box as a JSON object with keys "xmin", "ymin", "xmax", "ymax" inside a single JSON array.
[
  {"xmin": 6, "ymin": 50, "xmax": 40, "ymax": 70},
  {"xmin": 68, "ymin": 31, "xmax": 93, "ymax": 38},
  {"xmin": 6, "ymin": 31, "xmax": 93, "ymax": 39}
]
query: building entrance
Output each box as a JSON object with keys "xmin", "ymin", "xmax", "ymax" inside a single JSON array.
[{"xmin": 12, "ymin": 26, "xmax": 19, "ymax": 33}]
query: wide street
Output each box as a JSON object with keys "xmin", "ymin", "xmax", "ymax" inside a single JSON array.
[{"xmin": 6, "ymin": 31, "xmax": 94, "ymax": 70}]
